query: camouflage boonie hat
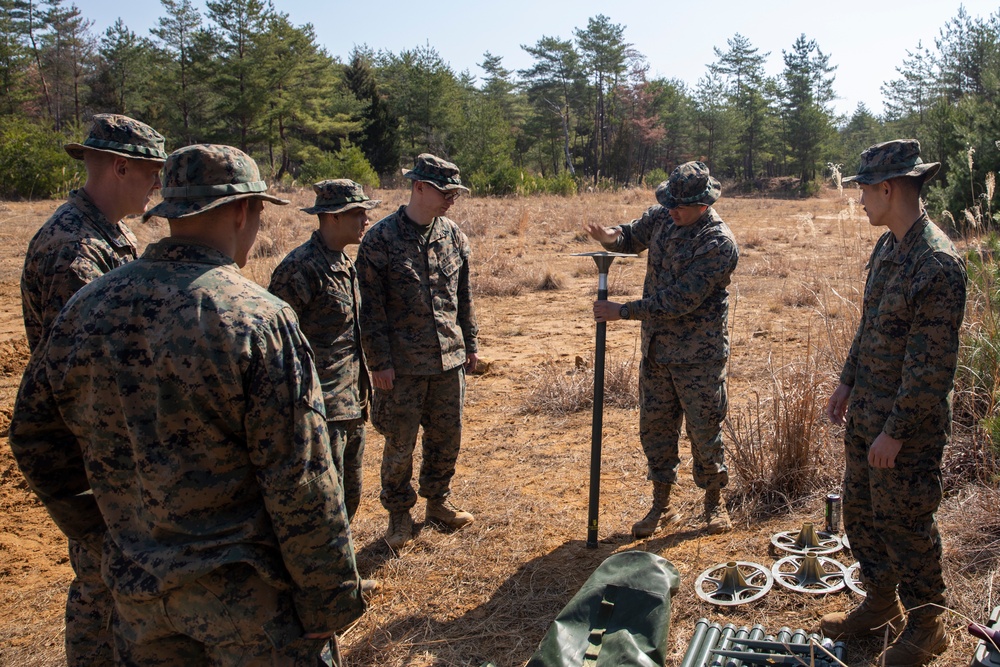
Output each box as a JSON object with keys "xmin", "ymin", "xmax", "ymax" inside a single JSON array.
[
  {"xmin": 842, "ymin": 139, "xmax": 940, "ymax": 185},
  {"xmin": 143, "ymin": 144, "xmax": 289, "ymax": 221},
  {"xmin": 401, "ymin": 153, "xmax": 470, "ymax": 193},
  {"xmin": 301, "ymin": 179, "xmax": 381, "ymax": 215},
  {"xmin": 65, "ymin": 113, "xmax": 167, "ymax": 162},
  {"xmin": 656, "ymin": 161, "xmax": 721, "ymax": 209}
]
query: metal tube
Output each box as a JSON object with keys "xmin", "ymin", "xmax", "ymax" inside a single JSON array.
[
  {"xmin": 834, "ymin": 641, "xmax": 846, "ymax": 663},
  {"xmin": 587, "ymin": 262, "xmax": 610, "ymax": 548},
  {"xmin": 725, "ymin": 627, "xmax": 751, "ymax": 667},
  {"xmin": 776, "ymin": 627, "xmax": 792, "ymax": 644},
  {"xmin": 709, "ymin": 624, "xmax": 737, "ymax": 667},
  {"xmin": 789, "ymin": 629, "xmax": 807, "ymax": 645},
  {"xmin": 680, "ymin": 618, "xmax": 711, "ymax": 667},
  {"xmin": 691, "ymin": 623, "xmax": 723, "ymax": 667}
]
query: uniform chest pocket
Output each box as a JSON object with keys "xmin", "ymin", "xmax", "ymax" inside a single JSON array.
[
  {"xmin": 872, "ymin": 281, "xmax": 912, "ymax": 339},
  {"xmin": 322, "ymin": 284, "xmax": 353, "ymax": 312},
  {"xmin": 437, "ymin": 251, "xmax": 463, "ymax": 279},
  {"xmin": 392, "ymin": 256, "xmax": 425, "ymax": 284}
]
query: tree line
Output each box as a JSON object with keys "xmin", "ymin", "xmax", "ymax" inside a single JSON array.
[{"xmin": 0, "ymin": 0, "xmax": 997, "ymax": 222}]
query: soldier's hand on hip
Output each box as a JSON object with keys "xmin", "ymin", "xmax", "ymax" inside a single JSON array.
[
  {"xmin": 465, "ymin": 352, "xmax": 479, "ymax": 373},
  {"xmin": 868, "ymin": 432, "xmax": 903, "ymax": 468},
  {"xmin": 826, "ymin": 383, "xmax": 851, "ymax": 425},
  {"xmin": 372, "ymin": 368, "xmax": 395, "ymax": 391},
  {"xmin": 593, "ymin": 300, "xmax": 622, "ymax": 323},
  {"xmin": 583, "ymin": 221, "xmax": 619, "ymax": 244}
]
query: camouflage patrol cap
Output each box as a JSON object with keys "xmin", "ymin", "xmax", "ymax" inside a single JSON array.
[
  {"xmin": 402, "ymin": 153, "xmax": 470, "ymax": 193},
  {"xmin": 301, "ymin": 179, "xmax": 381, "ymax": 215},
  {"xmin": 64, "ymin": 113, "xmax": 167, "ymax": 162},
  {"xmin": 655, "ymin": 161, "xmax": 721, "ymax": 209},
  {"xmin": 842, "ymin": 139, "xmax": 940, "ymax": 185},
  {"xmin": 143, "ymin": 144, "xmax": 289, "ymax": 221}
]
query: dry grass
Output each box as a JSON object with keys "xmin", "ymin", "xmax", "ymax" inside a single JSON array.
[
  {"xmin": 724, "ymin": 345, "xmax": 840, "ymax": 519},
  {"xmin": 1, "ymin": 186, "xmax": 996, "ymax": 667}
]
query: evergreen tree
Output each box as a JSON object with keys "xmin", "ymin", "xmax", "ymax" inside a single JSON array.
[
  {"xmin": 41, "ymin": 0, "xmax": 92, "ymax": 128},
  {"xmin": 150, "ymin": 0, "xmax": 204, "ymax": 144},
  {"xmin": 519, "ymin": 35, "xmax": 581, "ymax": 176},
  {"xmin": 88, "ymin": 19, "xmax": 154, "ymax": 117},
  {"xmin": 779, "ymin": 34, "xmax": 837, "ymax": 186},
  {"xmin": 343, "ymin": 46, "xmax": 400, "ymax": 179},
  {"xmin": 713, "ymin": 34, "xmax": 771, "ymax": 181},
  {"xmin": 204, "ymin": 0, "xmax": 273, "ymax": 151},
  {"xmin": 0, "ymin": 0, "xmax": 33, "ymax": 115}
]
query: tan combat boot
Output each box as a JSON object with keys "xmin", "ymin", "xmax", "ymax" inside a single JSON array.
[
  {"xmin": 631, "ymin": 482, "xmax": 681, "ymax": 539},
  {"xmin": 882, "ymin": 611, "xmax": 949, "ymax": 666},
  {"xmin": 704, "ymin": 488, "xmax": 732, "ymax": 534},
  {"xmin": 384, "ymin": 510, "xmax": 413, "ymax": 550},
  {"xmin": 819, "ymin": 585, "xmax": 906, "ymax": 639},
  {"xmin": 426, "ymin": 497, "xmax": 474, "ymax": 530}
]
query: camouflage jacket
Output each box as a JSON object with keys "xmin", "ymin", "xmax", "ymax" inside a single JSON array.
[
  {"xmin": 269, "ymin": 230, "xmax": 371, "ymax": 421},
  {"xmin": 21, "ymin": 188, "xmax": 139, "ymax": 351},
  {"xmin": 604, "ymin": 205, "xmax": 739, "ymax": 362},
  {"xmin": 840, "ymin": 214, "xmax": 967, "ymax": 441},
  {"xmin": 9, "ymin": 240, "xmax": 364, "ymax": 633},
  {"xmin": 356, "ymin": 206, "xmax": 478, "ymax": 375}
]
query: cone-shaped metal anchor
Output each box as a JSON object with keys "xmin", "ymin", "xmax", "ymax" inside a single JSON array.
[
  {"xmin": 695, "ymin": 561, "xmax": 774, "ymax": 606},
  {"xmin": 771, "ymin": 521, "xmax": 843, "ymax": 555},
  {"xmin": 571, "ymin": 251, "xmax": 637, "ymax": 548},
  {"xmin": 772, "ymin": 553, "xmax": 847, "ymax": 594}
]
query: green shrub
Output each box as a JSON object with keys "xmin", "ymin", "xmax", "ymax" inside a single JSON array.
[
  {"xmin": 644, "ymin": 168, "xmax": 669, "ymax": 188},
  {"xmin": 467, "ymin": 164, "xmax": 519, "ymax": 196},
  {"xmin": 296, "ymin": 142, "xmax": 379, "ymax": 188},
  {"xmin": 0, "ymin": 117, "xmax": 83, "ymax": 199}
]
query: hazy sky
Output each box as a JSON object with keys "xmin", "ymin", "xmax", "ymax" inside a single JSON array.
[{"xmin": 82, "ymin": 0, "xmax": 999, "ymax": 117}]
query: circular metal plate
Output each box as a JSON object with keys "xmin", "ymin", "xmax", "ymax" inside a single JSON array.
[
  {"xmin": 770, "ymin": 525, "xmax": 844, "ymax": 556},
  {"xmin": 845, "ymin": 562, "xmax": 866, "ymax": 597},
  {"xmin": 695, "ymin": 561, "xmax": 774, "ymax": 606},
  {"xmin": 771, "ymin": 554, "xmax": 847, "ymax": 594}
]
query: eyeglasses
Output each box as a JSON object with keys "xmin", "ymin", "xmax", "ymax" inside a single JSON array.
[{"xmin": 429, "ymin": 185, "xmax": 461, "ymax": 202}]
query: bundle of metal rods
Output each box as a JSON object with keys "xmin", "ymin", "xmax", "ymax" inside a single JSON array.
[{"xmin": 679, "ymin": 619, "xmax": 847, "ymax": 667}]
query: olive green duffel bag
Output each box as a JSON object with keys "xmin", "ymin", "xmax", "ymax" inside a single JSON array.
[{"xmin": 525, "ymin": 550, "xmax": 681, "ymax": 667}]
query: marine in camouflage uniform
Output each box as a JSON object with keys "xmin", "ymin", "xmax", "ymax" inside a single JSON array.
[
  {"xmin": 356, "ymin": 154, "xmax": 479, "ymax": 550},
  {"xmin": 10, "ymin": 144, "xmax": 364, "ymax": 666},
  {"xmin": 268, "ymin": 180, "xmax": 378, "ymax": 523},
  {"xmin": 820, "ymin": 140, "xmax": 965, "ymax": 666},
  {"xmin": 18, "ymin": 113, "xmax": 167, "ymax": 667},
  {"xmin": 586, "ymin": 161, "xmax": 739, "ymax": 537}
]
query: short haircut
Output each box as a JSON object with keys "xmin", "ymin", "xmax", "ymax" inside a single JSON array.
[{"xmin": 889, "ymin": 175, "xmax": 925, "ymax": 197}]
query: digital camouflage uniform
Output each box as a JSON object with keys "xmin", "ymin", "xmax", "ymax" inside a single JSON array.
[
  {"xmin": 356, "ymin": 156, "xmax": 478, "ymax": 513},
  {"xmin": 603, "ymin": 163, "xmax": 739, "ymax": 490},
  {"xmin": 838, "ymin": 142, "xmax": 967, "ymax": 616},
  {"xmin": 269, "ymin": 180, "xmax": 379, "ymax": 521},
  {"xmin": 17, "ymin": 113, "xmax": 167, "ymax": 667},
  {"xmin": 10, "ymin": 145, "xmax": 364, "ymax": 667}
]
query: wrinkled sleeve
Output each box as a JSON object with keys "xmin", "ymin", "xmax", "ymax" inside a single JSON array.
[
  {"xmin": 29, "ymin": 243, "xmax": 110, "ymax": 350},
  {"xmin": 601, "ymin": 206, "xmax": 658, "ymax": 255},
  {"xmin": 457, "ymin": 229, "xmax": 479, "ymax": 354},
  {"xmin": 356, "ymin": 236, "xmax": 393, "ymax": 372},
  {"xmin": 840, "ymin": 235, "xmax": 890, "ymax": 387},
  {"xmin": 9, "ymin": 347, "xmax": 106, "ymax": 555},
  {"xmin": 267, "ymin": 260, "xmax": 314, "ymax": 316},
  {"xmin": 630, "ymin": 235, "xmax": 738, "ymax": 321},
  {"xmin": 244, "ymin": 309, "xmax": 365, "ymax": 633},
  {"xmin": 883, "ymin": 254, "xmax": 967, "ymax": 441}
]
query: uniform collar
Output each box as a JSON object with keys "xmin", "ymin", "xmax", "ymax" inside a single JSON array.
[
  {"xmin": 886, "ymin": 212, "xmax": 930, "ymax": 264},
  {"xmin": 141, "ymin": 238, "xmax": 240, "ymax": 268}
]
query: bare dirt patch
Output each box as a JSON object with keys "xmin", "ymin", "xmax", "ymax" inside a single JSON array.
[{"xmin": 0, "ymin": 188, "xmax": 989, "ymax": 666}]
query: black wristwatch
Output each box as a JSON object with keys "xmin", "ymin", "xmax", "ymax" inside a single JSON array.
[{"xmin": 619, "ymin": 304, "xmax": 630, "ymax": 320}]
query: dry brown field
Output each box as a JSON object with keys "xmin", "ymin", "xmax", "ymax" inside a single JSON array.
[{"xmin": 0, "ymin": 187, "xmax": 995, "ymax": 666}]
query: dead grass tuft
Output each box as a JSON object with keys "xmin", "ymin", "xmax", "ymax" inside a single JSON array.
[
  {"xmin": 725, "ymin": 347, "xmax": 839, "ymax": 519},
  {"xmin": 535, "ymin": 271, "xmax": 565, "ymax": 291}
]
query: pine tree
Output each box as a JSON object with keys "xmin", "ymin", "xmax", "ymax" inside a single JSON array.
[
  {"xmin": 88, "ymin": 19, "xmax": 154, "ymax": 117},
  {"xmin": 779, "ymin": 34, "xmax": 837, "ymax": 186},
  {"xmin": 343, "ymin": 46, "xmax": 400, "ymax": 179},
  {"xmin": 150, "ymin": 0, "xmax": 204, "ymax": 144}
]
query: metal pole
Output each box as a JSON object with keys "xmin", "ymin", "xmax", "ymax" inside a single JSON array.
[
  {"xmin": 571, "ymin": 251, "xmax": 635, "ymax": 548},
  {"xmin": 587, "ymin": 264, "xmax": 609, "ymax": 548}
]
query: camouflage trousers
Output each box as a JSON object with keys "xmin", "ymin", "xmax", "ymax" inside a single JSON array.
[
  {"xmin": 329, "ymin": 418, "xmax": 366, "ymax": 523},
  {"xmin": 842, "ymin": 423, "xmax": 946, "ymax": 610},
  {"xmin": 66, "ymin": 537, "xmax": 116, "ymax": 666},
  {"xmin": 638, "ymin": 355, "xmax": 729, "ymax": 490},
  {"xmin": 112, "ymin": 562, "xmax": 339, "ymax": 666},
  {"xmin": 372, "ymin": 367, "xmax": 465, "ymax": 512}
]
